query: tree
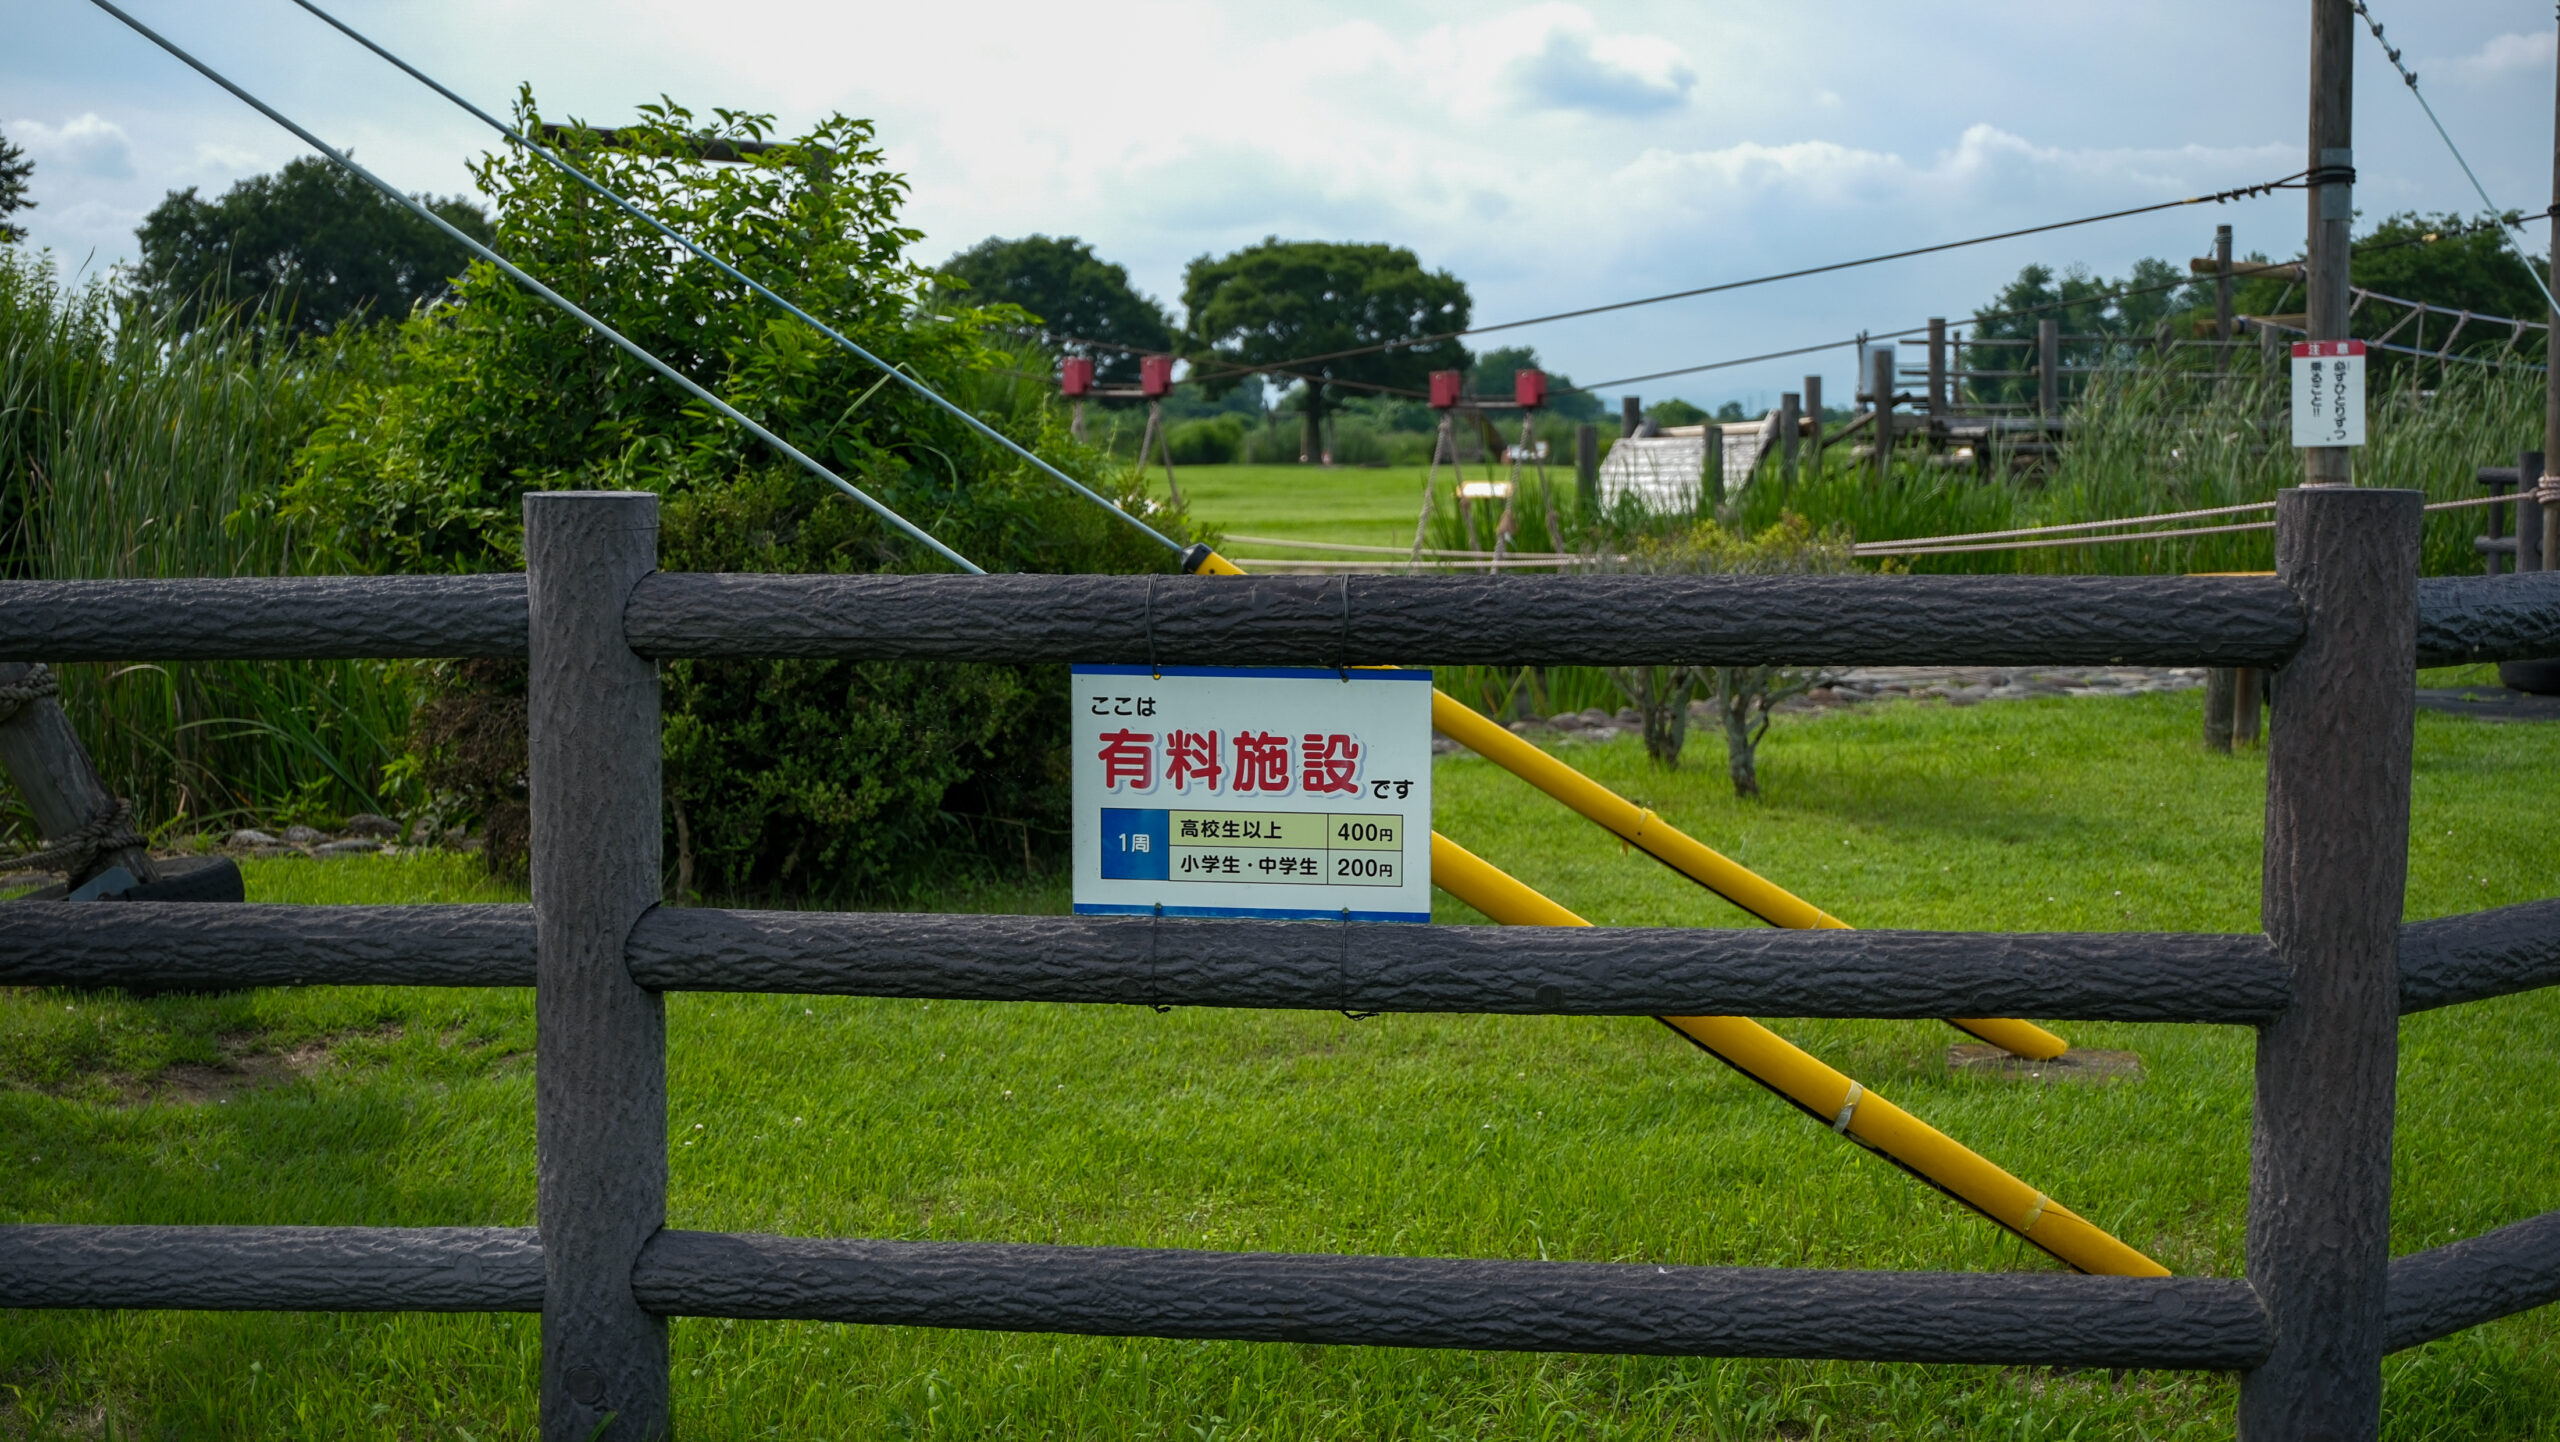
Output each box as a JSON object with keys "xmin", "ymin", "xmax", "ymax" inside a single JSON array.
[
  {"xmin": 940, "ymin": 234, "xmax": 1173, "ymax": 386},
  {"xmin": 279, "ymin": 96, "xmax": 1172, "ymax": 898},
  {"xmin": 0, "ymin": 128, "xmax": 31, "ymax": 244},
  {"xmin": 1183, "ymin": 238, "xmax": 1470, "ymax": 462},
  {"xmin": 131, "ymin": 156, "xmax": 492, "ymax": 334},
  {"xmin": 1466, "ymin": 344, "xmax": 1604, "ymax": 422},
  {"xmin": 1963, "ymin": 258, "xmax": 2205, "ymax": 407}
]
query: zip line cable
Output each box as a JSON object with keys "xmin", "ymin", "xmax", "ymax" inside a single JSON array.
[
  {"xmin": 1181, "ymin": 172, "xmax": 2311, "ymax": 387},
  {"xmin": 284, "ymin": 0, "xmax": 1186, "ymax": 560},
  {"xmin": 2352, "ymin": 1, "xmax": 2560, "ymax": 318},
  {"xmin": 80, "ymin": 0, "xmax": 987, "ymax": 575}
]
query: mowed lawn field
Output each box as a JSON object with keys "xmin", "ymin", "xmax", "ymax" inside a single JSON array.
[
  {"xmin": 1149, "ymin": 462, "xmax": 1446, "ymax": 560},
  {"xmin": 4, "ymin": 691, "xmax": 2556, "ymax": 1438}
]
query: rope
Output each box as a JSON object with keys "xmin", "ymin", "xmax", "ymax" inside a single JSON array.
[
  {"xmin": 1856, "ymin": 494, "xmax": 2522, "ymax": 558},
  {"xmin": 1, "ymin": 795, "xmax": 144, "ymax": 877},
  {"xmin": 0, "ymin": 664, "xmax": 58, "ymax": 727}
]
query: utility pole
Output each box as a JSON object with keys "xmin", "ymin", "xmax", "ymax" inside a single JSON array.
[
  {"xmin": 2544, "ymin": 1, "xmax": 2560, "ymax": 565},
  {"xmin": 2303, "ymin": 0, "xmax": 2355, "ymax": 487},
  {"xmin": 2215, "ymin": 224, "xmax": 2236, "ymax": 344}
]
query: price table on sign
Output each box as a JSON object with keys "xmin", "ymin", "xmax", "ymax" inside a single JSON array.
[{"xmin": 1072, "ymin": 665, "xmax": 1433, "ymax": 923}]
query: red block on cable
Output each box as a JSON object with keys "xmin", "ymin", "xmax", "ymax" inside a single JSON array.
[
  {"xmin": 1514, "ymin": 368, "xmax": 1547, "ymax": 410},
  {"xmin": 1060, "ymin": 356, "xmax": 1094, "ymax": 397},
  {"xmin": 1429, "ymin": 370, "xmax": 1463, "ymax": 410},
  {"xmin": 1140, "ymin": 355, "xmax": 1174, "ymax": 397}
]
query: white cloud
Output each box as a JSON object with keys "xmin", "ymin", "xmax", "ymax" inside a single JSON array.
[
  {"xmin": 2439, "ymin": 30, "xmax": 2555, "ymax": 78},
  {"xmin": 9, "ymin": 112, "xmax": 135, "ymax": 181},
  {"xmin": 1507, "ymin": 23, "xmax": 1696, "ymax": 116}
]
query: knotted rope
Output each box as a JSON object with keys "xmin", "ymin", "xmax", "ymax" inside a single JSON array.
[
  {"xmin": 0, "ymin": 664, "xmax": 58, "ymax": 727},
  {"xmin": 1, "ymin": 795, "xmax": 146, "ymax": 878}
]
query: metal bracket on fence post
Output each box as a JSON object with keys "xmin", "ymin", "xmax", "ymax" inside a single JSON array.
[
  {"xmin": 525, "ymin": 491, "xmax": 669, "ymax": 1441},
  {"xmin": 2239, "ymin": 485, "xmax": 2419, "ymax": 1440},
  {"xmin": 0, "ymin": 661, "xmax": 160, "ymax": 890}
]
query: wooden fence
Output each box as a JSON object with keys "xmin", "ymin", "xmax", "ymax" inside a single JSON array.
[{"xmin": 5, "ymin": 487, "xmax": 2560, "ymax": 1440}]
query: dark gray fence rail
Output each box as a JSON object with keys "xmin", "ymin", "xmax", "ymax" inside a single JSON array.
[
  {"xmin": 8, "ymin": 899, "xmax": 2557, "ymax": 1023},
  {"xmin": 2, "ymin": 486, "xmax": 2555, "ymax": 1441}
]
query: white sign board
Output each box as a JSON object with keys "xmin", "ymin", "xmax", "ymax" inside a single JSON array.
[
  {"xmin": 2291, "ymin": 340, "xmax": 2367, "ymax": 447},
  {"xmin": 1072, "ymin": 664, "xmax": 1434, "ymax": 923}
]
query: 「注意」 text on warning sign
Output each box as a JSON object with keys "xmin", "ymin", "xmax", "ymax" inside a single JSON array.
[{"xmin": 2290, "ymin": 339, "xmax": 2366, "ymax": 447}]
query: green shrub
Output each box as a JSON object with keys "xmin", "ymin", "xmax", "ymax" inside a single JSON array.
[
  {"xmin": 1166, "ymin": 414, "xmax": 1245, "ymax": 465},
  {"xmin": 279, "ymin": 96, "xmax": 1183, "ymax": 900}
]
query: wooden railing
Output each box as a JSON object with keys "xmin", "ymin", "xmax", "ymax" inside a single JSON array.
[{"xmin": 5, "ymin": 487, "xmax": 2559, "ymax": 1440}]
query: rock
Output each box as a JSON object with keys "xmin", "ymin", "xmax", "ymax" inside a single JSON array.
[
  {"xmin": 1580, "ymin": 707, "xmax": 1615, "ymax": 726},
  {"xmin": 408, "ymin": 819, "xmax": 439, "ymax": 843},
  {"xmin": 1547, "ymin": 713, "xmax": 1588, "ymax": 731},
  {"xmin": 282, "ymin": 824, "xmax": 324, "ymax": 846},
  {"xmin": 315, "ymin": 839, "xmax": 383, "ymax": 857},
  {"xmin": 342, "ymin": 813, "xmax": 400, "ymax": 839},
  {"xmin": 226, "ymin": 828, "xmax": 281, "ymax": 849},
  {"xmin": 1613, "ymin": 708, "xmax": 1640, "ymax": 726},
  {"xmin": 1506, "ymin": 719, "xmax": 1546, "ymax": 735}
]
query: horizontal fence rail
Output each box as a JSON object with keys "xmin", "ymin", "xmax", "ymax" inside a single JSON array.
[
  {"xmin": 0, "ymin": 575, "xmax": 529, "ymax": 660},
  {"xmin": 0, "ymin": 1226, "xmax": 545, "ymax": 1312},
  {"xmin": 627, "ymin": 1232, "xmax": 2270, "ymax": 1369},
  {"xmin": 7, "ymin": 571, "xmax": 2557, "ymax": 670},
  {"xmin": 0, "ymin": 572, "xmax": 2302, "ymax": 667},
  {"xmin": 6, "ymin": 1217, "xmax": 2548, "ymax": 1365},
  {"xmin": 7, "ymin": 900, "xmax": 2553, "ymax": 1022}
]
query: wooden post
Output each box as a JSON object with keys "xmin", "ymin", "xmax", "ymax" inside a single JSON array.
[
  {"xmin": 2216, "ymin": 224, "xmax": 2237, "ymax": 344},
  {"xmin": 1620, "ymin": 395, "xmax": 1641, "ymax": 438},
  {"xmin": 1701, "ymin": 424, "xmax": 1724, "ymax": 510},
  {"xmin": 2204, "ymin": 667, "xmax": 2236, "ymax": 753},
  {"xmin": 1574, "ymin": 422, "xmax": 1599, "ymax": 514},
  {"xmin": 1777, "ymin": 391, "xmax": 1800, "ymax": 484},
  {"xmin": 2520, "ymin": 451, "xmax": 2545, "ymax": 574},
  {"xmin": 1869, "ymin": 347, "xmax": 1896, "ymax": 479},
  {"xmin": 2037, "ymin": 318, "xmax": 2060, "ymax": 421},
  {"xmin": 2303, "ymin": 0, "xmax": 2355, "ymax": 487},
  {"xmin": 525, "ymin": 491, "xmax": 669, "ymax": 1441},
  {"xmin": 2233, "ymin": 667, "xmax": 2263, "ymax": 746},
  {"xmin": 0, "ymin": 664, "xmax": 157, "ymax": 887},
  {"xmin": 2238, "ymin": 485, "xmax": 2418, "ymax": 1439},
  {"xmin": 1926, "ymin": 319, "xmax": 1948, "ymax": 427},
  {"xmin": 1803, "ymin": 374, "xmax": 1824, "ymax": 472}
]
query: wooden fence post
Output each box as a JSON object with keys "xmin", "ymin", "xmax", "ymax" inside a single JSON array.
[
  {"xmin": 1574, "ymin": 423, "xmax": 1599, "ymax": 513},
  {"xmin": 0, "ymin": 664, "xmax": 158, "ymax": 888},
  {"xmin": 2215, "ymin": 224, "xmax": 2236, "ymax": 344},
  {"xmin": 1802, "ymin": 374, "xmax": 1823, "ymax": 471},
  {"xmin": 1620, "ymin": 395, "xmax": 1641, "ymax": 439},
  {"xmin": 2203, "ymin": 667, "xmax": 2235, "ymax": 753},
  {"xmin": 2239, "ymin": 485, "xmax": 2419, "ymax": 1439},
  {"xmin": 1926, "ymin": 319, "xmax": 1948, "ymax": 429},
  {"xmin": 2519, "ymin": 451, "xmax": 2545, "ymax": 574},
  {"xmin": 2037, "ymin": 319, "xmax": 2060, "ymax": 420},
  {"xmin": 526, "ymin": 490, "xmax": 669, "ymax": 1441},
  {"xmin": 1778, "ymin": 391, "xmax": 1800, "ymax": 484},
  {"xmin": 1869, "ymin": 347, "xmax": 1896, "ymax": 479},
  {"xmin": 1701, "ymin": 425, "xmax": 1725, "ymax": 510}
]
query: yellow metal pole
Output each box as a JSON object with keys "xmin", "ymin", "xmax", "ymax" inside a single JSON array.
[
  {"xmin": 1428, "ymin": 693, "xmax": 2067, "ymax": 1062},
  {"xmin": 1428, "ymin": 832, "xmax": 2165, "ymax": 1277},
  {"xmin": 1189, "ymin": 547, "xmax": 2064, "ymax": 1061}
]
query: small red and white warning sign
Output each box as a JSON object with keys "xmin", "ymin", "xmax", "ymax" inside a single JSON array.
[{"xmin": 2290, "ymin": 340, "xmax": 2366, "ymax": 448}]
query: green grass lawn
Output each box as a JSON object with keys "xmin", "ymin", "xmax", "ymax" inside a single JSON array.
[
  {"xmin": 4, "ymin": 694, "xmax": 2557, "ymax": 1438},
  {"xmin": 1151, "ymin": 462, "xmax": 1443, "ymax": 560}
]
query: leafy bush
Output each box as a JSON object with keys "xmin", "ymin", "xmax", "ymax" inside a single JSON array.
[
  {"xmin": 1166, "ymin": 414, "xmax": 1244, "ymax": 465},
  {"xmin": 281, "ymin": 96, "xmax": 1182, "ymax": 899}
]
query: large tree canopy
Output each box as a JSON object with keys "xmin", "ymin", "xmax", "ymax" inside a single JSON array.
[
  {"xmin": 1182, "ymin": 238, "xmax": 1469, "ymax": 460},
  {"xmin": 0, "ymin": 129, "xmax": 31, "ymax": 244},
  {"xmin": 941, "ymin": 233, "xmax": 1172, "ymax": 386},
  {"xmin": 132, "ymin": 156, "xmax": 492, "ymax": 334}
]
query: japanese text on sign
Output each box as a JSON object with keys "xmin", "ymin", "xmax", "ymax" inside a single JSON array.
[
  {"xmin": 2290, "ymin": 340, "xmax": 2366, "ymax": 448},
  {"xmin": 1073, "ymin": 665, "xmax": 1433, "ymax": 923}
]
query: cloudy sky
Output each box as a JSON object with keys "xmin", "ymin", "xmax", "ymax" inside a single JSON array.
[{"xmin": 9, "ymin": 1, "xmax": 2558, "ymax": 410}]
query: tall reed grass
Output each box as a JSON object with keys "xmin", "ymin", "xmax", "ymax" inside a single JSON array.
[
  {"xmin": 1421, "ymin": 345, "xmax": 2539, "ymax": 721},
  {"xmin": 0, "ymin": 250, "xmax": 412, "ymax": 845}
]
